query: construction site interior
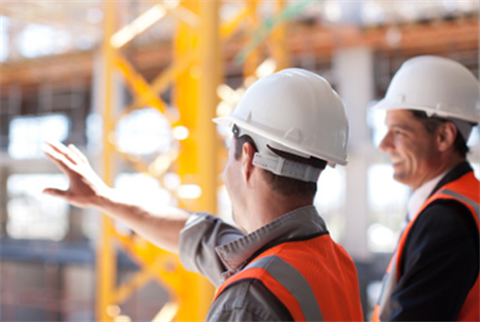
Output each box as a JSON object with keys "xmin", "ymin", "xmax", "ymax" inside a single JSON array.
[{"xmin": 0, "ymin": 1, "xmax": 478, "ymax": 321}]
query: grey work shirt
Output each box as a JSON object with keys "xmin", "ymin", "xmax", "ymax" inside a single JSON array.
[{"xmin": 179, "ymin": 205, "xmax": 329, "ymax": 321}]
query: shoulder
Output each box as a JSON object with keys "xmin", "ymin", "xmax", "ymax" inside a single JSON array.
[
  {"xmin": 402, "ymin": 199, "xmax": 479, "ymax": 272},
  {"xmin": 412, "ymin": 199, "xmax": 478, "ymax": 238},
  {"xmin": 208, "ymin": 278, "xmax": 293, "ymax": 322},
  {"xmin": 407, "ymin": 199, "xmax": 479, "ymax": 249}
]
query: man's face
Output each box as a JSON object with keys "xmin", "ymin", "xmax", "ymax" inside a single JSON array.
[{"xmin": 379, "ymin": 110, "xmax": 440, "ymax": 190}]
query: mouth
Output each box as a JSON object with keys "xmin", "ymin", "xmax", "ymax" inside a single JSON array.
[{"xmin": 390, "ymin": 159, "xmax": 402, "ymax": 168}]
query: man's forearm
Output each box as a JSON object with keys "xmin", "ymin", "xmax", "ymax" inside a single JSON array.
[{"xmin": 96, "ymin": 190, "xmax": 191, "ymax": 253}]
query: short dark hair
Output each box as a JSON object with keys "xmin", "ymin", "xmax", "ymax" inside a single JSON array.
[
  {"xmin": 411, "ymin": 110, "xmax": 469, "ymax": 158},
  {"xmin": 232, "ymin": 125, "xmax": 322, "ymax": 198}
]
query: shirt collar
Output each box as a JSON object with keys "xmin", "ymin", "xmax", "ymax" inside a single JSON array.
[
  {"xmin": 406, "ymin": 169, "xmax": 451, "ymax": 222},
  {"xmin": 215, "ymin": 205, "xmax": 327, "ymax": 276}
]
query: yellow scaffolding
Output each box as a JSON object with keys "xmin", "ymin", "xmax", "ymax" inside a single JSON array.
[{"xmin": 96, "ymin": 1, "xmax": 289, "ymax": 321}]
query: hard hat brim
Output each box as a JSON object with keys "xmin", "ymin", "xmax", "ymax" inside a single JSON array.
[
  {"xmin": 212, "ymin": 115, "xmax": 347, "ymax": 167},
  {"xmin": 370, "ymin": 99, "xmax": 479, "ymax": 124},
  {"xmin": 212, "ymin": 116, "xmax": 231, "ymax": 127},
  {"xmin": 369, "ymin": 98, "xmax": 420, "ymax": 112}
]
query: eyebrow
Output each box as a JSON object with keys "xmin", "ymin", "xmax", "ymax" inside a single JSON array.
[{"xmin": 388, "ymin": 123, "xmax": 415, "ymax": 132}]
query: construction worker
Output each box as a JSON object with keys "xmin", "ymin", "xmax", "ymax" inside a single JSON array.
[
  {"xmin": 43, "ymin": 68, "xmax": 363, "ymax": 321},
  {"xmin": 371, "ymin": 56, "xmax": 480, "ymax": 321}
]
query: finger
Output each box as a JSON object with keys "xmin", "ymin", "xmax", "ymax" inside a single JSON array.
[
  {"xmin": 43, "ymin": 145, "xmax": 78, "ymax": 176},
  {"xmin": 45, "ymin": 140, "xmax": 68, "ymax": 155},
  {"xmin": 45, "ymin": 140, "xmax": 79, "ymax": 165},
  {"xmin": 43, "ymin": 188, "xmax": 68, "ymax": 198},
  {"xmin": 43, "ymin": 144, "xmax": 73, "ymax": 166},
  {"xmin": 68, "ymin": 144, "xmax": 89, "ymax": 164}
]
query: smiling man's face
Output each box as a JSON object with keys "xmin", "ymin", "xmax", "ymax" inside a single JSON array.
[{"xmin": 379, "ymin": 110, "xmax": 441, "ymax": 190}]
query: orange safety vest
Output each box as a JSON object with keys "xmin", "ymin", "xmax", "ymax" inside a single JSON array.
[
  {"xmin": 372, "ymin": 171, "xmax": 480, "ymax": 321},
  {"xmin": 214, "ymin": 234, "xmax": 364, "ymax": 321}
]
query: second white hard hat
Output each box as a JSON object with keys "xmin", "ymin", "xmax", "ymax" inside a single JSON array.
[
  {"xmin": 371, "ymin": 56, "xmax": 479, "ymax": 139},
  {"xmin": 213, "ymin": 68, "xmax": 349, "ymax": 170}
]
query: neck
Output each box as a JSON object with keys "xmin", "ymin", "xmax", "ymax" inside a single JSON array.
[
  {"xmin": 413, "ymin": 154, "xmax": 465, "ymax": 191},
  {"xmin": 240, "ymin": 190, "xmax": 313, "ymax": 234}
]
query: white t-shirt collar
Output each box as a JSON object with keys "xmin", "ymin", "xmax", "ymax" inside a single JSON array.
[{"xmin": 406, "ymin": 169, "xmax": 451, "ymax": 223}]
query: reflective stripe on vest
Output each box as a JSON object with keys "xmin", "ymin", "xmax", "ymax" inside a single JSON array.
[
  {"xmin": 245, "ymin": 255, "xmax": 324, "ymax": 321},
  {"xmin": 441, "ymin": 189, "xmax": 480, "ymax": 222},
  {"xmin": 373, "ymin": 252, "xmax": 399, "ymax": 321},
  {"xmin": 372, "ymin": 171, "xmax": 480, "ymax": 322},
  {"xmin": 214, "ymin": 234, "xmax": 363, "ymax": 321},
  {"xmin": 214, "ymin": 254, "xmax": 324, "ymax": 321}
]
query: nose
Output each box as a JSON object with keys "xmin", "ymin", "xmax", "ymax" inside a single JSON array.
[{"xmin": 379, "ymin": 131, "xmax": 393, "ymax": 152}]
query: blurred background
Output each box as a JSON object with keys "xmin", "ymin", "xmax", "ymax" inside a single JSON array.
[{"xmin": 0, "ymin": 1, "xmax": 478, "ymax": 321}]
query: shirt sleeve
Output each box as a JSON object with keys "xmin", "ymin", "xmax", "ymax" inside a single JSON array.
[
  {"xmin": 388, "ymin": 200, "xmax": 479, "ymax": 321},
  {"xmin": 179, "ymin": 213, "xmax": 245, "ymax": 287},
  {"xmin": 207, "ymin": 279, "xmax": 293, "ymax": 321}
]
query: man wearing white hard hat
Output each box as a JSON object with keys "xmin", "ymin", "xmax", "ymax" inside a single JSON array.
[
  {"xmin": 371, "ymin": 56, "xmax": 480, "ymax": 321},
  {"xmin": 43, "ymin": 69, "xmax": 363, "ymax": 321}
]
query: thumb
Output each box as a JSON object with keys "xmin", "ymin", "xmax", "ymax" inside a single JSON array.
[{"xmin": 43, "ymin": 188, "xmax": 68, "ymax": 198}]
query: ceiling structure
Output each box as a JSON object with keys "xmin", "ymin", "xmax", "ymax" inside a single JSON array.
[{"xmin": 0, "ymin": 0, "xmax": 478, "ymax": 63}]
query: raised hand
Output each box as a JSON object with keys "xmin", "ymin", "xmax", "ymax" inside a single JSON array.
[
  {"xmin": 42, "ymin": 140, "xmax": 191, "ymax": 253},
  {"xmin": 42, "ymin": 140, "xmax": 111, "ymax": 208}
]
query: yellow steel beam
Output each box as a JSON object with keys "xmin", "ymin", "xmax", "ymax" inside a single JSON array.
[
  {"xmin": 173, "ymin": 0, "xmax": 220, "ymax": 320},
  {"xmin": 244, "ymin": 0, "xmax": 261, "ymax": 78},
  {"xmin": 168, "ymin": 4, "xmax": 201, "ymax": 27},
  {"xmin": 220, "ymin": 6, "xmax": 249, "ymax": 39},
  {"xmin": 198, "ymin": 1, "xmax": 221, "ymax": 214},
  {"xmin": 114, "ymin": 54, "xmax": 168, "ymax": 114},
  {"xmin": 149, "ymin": 54, "xmax": 195, "ymax": 106},
  {"xmin": 112, "ymin": 264, "xmax": 156, "ymax": 304},
  {"xmin": 111, "ymin": 233, "xmax": 156, "ymax": 304},
  {"xmin": 175, "ymin": 1, "xmax": 200, "ymax": 179},
  {"xmin": 270, "ymin": 0, "xmax": 289, "ymax": 70},
  {"xmin": 97, "ymin": 1, "xmax": 117, "ymax": 321},
  {"xmin": 174, "ymin": 4, "xmax": 205, "ymax": 320},
  {"xmin": 112, "ymin": 253, "xmax": 173, "ymax": 304},
  {"xmin": 112, "ymin": 230, "xmax": 196, "ymax": 318},
  {"xmin": 111, "ymin": 4, "xmax": 169, "ymax": 49},
  {"xmin": 115, "ymin": 54, "xmax": 194, "ymax": 125},
  {"xmin": 110, "ymin": 1, "xmax": 201, "ymax": 49}
]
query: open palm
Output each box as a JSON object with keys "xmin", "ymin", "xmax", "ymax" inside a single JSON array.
[{"xmin": 43, "ymin": 141, "xmax": 111, "ymax": 208}]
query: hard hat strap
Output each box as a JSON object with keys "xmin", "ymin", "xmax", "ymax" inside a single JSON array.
[{"xmin": 253, "ymin": 153, "xmax": 321, "ymax": 183}]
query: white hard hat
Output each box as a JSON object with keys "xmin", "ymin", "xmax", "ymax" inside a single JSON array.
[
  {"xmin": 214, "ymin": 68, "xmax": 349, "ymax": 181},
  {"xmin": 371, "ymin": 56, "xmax": 480, "ymax": 139}
]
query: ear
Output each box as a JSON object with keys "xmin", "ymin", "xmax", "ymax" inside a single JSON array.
[
  {"xmin": 437, "ymin": 121, "xmax": 457, "ymax": 152},
  {"xmin": 241, "ymin": 142, "xmax": 256, "ymax": 182}
]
